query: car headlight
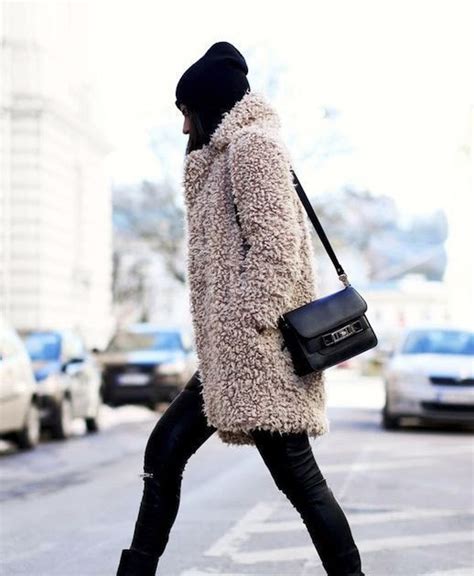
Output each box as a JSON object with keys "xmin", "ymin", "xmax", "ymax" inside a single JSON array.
[{"xmin": 155, "ymin": 360, "xmax": 185, "ymax": 376}]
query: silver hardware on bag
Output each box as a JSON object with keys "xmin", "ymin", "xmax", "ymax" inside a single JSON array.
[
  {"xmin": 321, "ymin": 320, "xmax": 364, "ymax": 347},
  {"xmin": 338, "ymin": 273, "xmax": 351, "ymax": 287}
]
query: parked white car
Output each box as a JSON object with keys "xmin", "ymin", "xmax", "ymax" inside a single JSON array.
[
  {"xmin": 382, "ymin": 325, "xmax": 474, "ymax": 429},
  {"xmin": 0, "ymin": 319, "xmax": 40, "ymax": 449},
  {"xmin": 20, "ymin": 328, "xmax": 103, "ymax": 440}
]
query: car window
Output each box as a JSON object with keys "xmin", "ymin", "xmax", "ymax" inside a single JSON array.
[
  {"xmin": 106, "ymin": 331, "xmax": 182, "ymax": 352},
  {"xmin": 23, "ymin": 332, "xmax": 61, "ymax": 361},
  {"xmin": 401, "ymin": 329, "xmax": 474, "ymax": 356}
]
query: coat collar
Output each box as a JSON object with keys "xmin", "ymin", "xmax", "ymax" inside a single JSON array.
[
  {"xmin": 182, "ymin": 91, "xmax": 281, "ymax": 199},
  {"xmin": 209, "ymin": 89, "xmax": 281, "ymax": 151},
  {"xmin": 182, "ymin": 91, "xmax": 281, "ymax": 205}
]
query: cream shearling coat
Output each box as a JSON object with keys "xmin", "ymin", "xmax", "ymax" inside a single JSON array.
[{"xmin": 182, "ymin": 90, "xmax": 330, "ymax": 447}]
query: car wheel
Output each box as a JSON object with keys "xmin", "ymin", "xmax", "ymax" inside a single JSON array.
[
  {"xmin": 85, "ymin": 394, "xmax": 102, "ymax": 433},
  {"xmin": 50, "ymin": 396, "xmax": 74, "ymax": 440},
  {"xmin": 382, "ymin": 401, "xmax": 400, "ymax": 430},
  {"xmin": 14, "ymin": 401, "xmax": 41, "ymax": 450}
]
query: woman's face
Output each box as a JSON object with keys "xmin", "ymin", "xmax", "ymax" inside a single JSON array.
[{"xmin": 180, "ymin": 104, "xmax": 192, "ymax": 135}]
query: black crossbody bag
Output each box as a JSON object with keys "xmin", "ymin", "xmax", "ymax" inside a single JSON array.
[
  {"xmin": 234, "ymin": 169, "xmax": 378, "ymax": 376},
  {"xmin": 278, "ymin": 170, "xmax": 378, "ymax": 375}
]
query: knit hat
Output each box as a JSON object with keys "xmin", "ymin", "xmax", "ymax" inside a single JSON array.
[{"xmin": 175, "ymin": 41, "xmax": 250, "ymax": 114}]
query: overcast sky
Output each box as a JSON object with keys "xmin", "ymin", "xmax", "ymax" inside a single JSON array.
[{"xmin": 83, "ymin": 0, "xmax": 472, "ymax": 217}]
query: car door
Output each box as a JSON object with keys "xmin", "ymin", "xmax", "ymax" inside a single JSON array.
[
  {"xmin": 71, "ymin": 332, "xmax": 93, "ymax": 416},
  {"xmin": 0, "ymin": 327, "xmax": 34, "ymax": 432},
  {"xmin": 60, "ymin": 331, "xmax": 87, "ymax": 416},
  {"xmin": 74, "ymin": 335, "xmax": 101, "ymax": 417}
]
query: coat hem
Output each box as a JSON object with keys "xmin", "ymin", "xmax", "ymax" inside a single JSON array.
[{"xmin": 215, "ymin": 417, "xmax": 330, "ymax": 447}]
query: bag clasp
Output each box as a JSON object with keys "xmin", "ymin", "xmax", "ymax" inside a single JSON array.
[{"xmin": 321, "ymin": 319, "xmax": 364, "ymax": 347}]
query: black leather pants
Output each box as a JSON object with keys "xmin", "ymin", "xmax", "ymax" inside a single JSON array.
[{"xmin": 116, "ymin": 371, "xmax": 365, "ymax": 576}]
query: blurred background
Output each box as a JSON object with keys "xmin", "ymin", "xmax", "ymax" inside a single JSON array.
[
  {"xmin": 0, "ymin": 1, "xmax": 473, "ymax": 575},
  {"xmin": 1, "ymin": 0, "xmax": 472, "ymax": 346}
]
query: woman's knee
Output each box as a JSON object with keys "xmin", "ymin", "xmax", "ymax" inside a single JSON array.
[
  {"xmin": 142, "ymin": 387, "xmax": 209, "ymax": 481},
  {"xmin": 142, "ymin": 403, "xmax": 189, "ymax": 480},
  {"xmin": 143, "ymin": 429, "xmax": 178, "ymax": 483}
]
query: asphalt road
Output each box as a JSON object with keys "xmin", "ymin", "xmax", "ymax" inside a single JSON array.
[{"xmin": 1, "ymin": 368, "xmax": 473, "ymax": 576}]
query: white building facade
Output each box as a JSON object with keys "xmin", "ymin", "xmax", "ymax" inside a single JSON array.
[{"xmin": 0, "ymin": 3, "xmax": 113, "ymax": 348}]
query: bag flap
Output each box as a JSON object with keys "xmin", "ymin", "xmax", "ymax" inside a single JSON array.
[{"xmin": 283, "ymin": 286, "xmax": 368, "ymax": 338}]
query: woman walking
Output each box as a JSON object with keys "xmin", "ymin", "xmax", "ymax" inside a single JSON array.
[{"xmin": 116, "ymin": 41, "xmax": 365, "ymax": 576}]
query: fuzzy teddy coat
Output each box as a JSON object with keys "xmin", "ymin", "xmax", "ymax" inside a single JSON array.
[{"xmin": 182, "ymin": 90, "xmax": 330, "ymax": 447}]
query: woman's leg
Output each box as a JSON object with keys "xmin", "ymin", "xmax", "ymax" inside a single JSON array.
[
  {"xmin": 117, "ymin": 371, "xmax": 216, "ymax": 575},
  {"xmin": 250, "ymin": 428, "xmax": 364, "ymax": 576}
]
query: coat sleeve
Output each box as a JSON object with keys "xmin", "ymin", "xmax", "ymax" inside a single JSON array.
[{"xmin": 229, "ymin": 130, "xmax": 303, "ymax": 332}]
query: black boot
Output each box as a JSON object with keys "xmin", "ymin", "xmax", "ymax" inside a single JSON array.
[{"xmin": 116, "ymin": 548, "xmax": 159, "ymax": 576}]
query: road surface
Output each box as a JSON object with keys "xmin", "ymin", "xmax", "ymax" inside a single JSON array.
[{"xmin": 1, "ymin": 368, "xmax": 473, "ymax": 575}]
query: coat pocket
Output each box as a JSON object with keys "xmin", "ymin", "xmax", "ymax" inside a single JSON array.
[{"xmin": 238, "ymin": 240, "xmax": 251, "ymax": 275}]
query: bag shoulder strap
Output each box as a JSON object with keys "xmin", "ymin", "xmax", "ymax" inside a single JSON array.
[{"xmin": 290, "ymin": 169, "xmax": 350, "ymax": 286}]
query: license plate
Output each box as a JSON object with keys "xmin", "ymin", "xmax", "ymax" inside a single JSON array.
[
  {"xmin": 117, "ymin": 373, "xmax": 150, "ymax": 386},
  {"xmin": 436, "ymin": 390, "xmax": 474, "ymax": 405}
]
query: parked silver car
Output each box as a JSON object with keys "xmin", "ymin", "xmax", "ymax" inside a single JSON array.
[
  {"xmin": 382, "ymin": 325, "xmax": 474, "ymax": 429},
  {"xmin": 0, "ymin": 319, "xmax": 40, "ymax": 450},
  {"xmin": 20, "ymin": 329, "xmax": 103, "ymax": 440}
]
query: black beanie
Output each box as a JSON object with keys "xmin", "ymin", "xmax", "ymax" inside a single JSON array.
[{"xmin": 175, "ymin": 41, "xmax": 250, "ymax": 114}]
